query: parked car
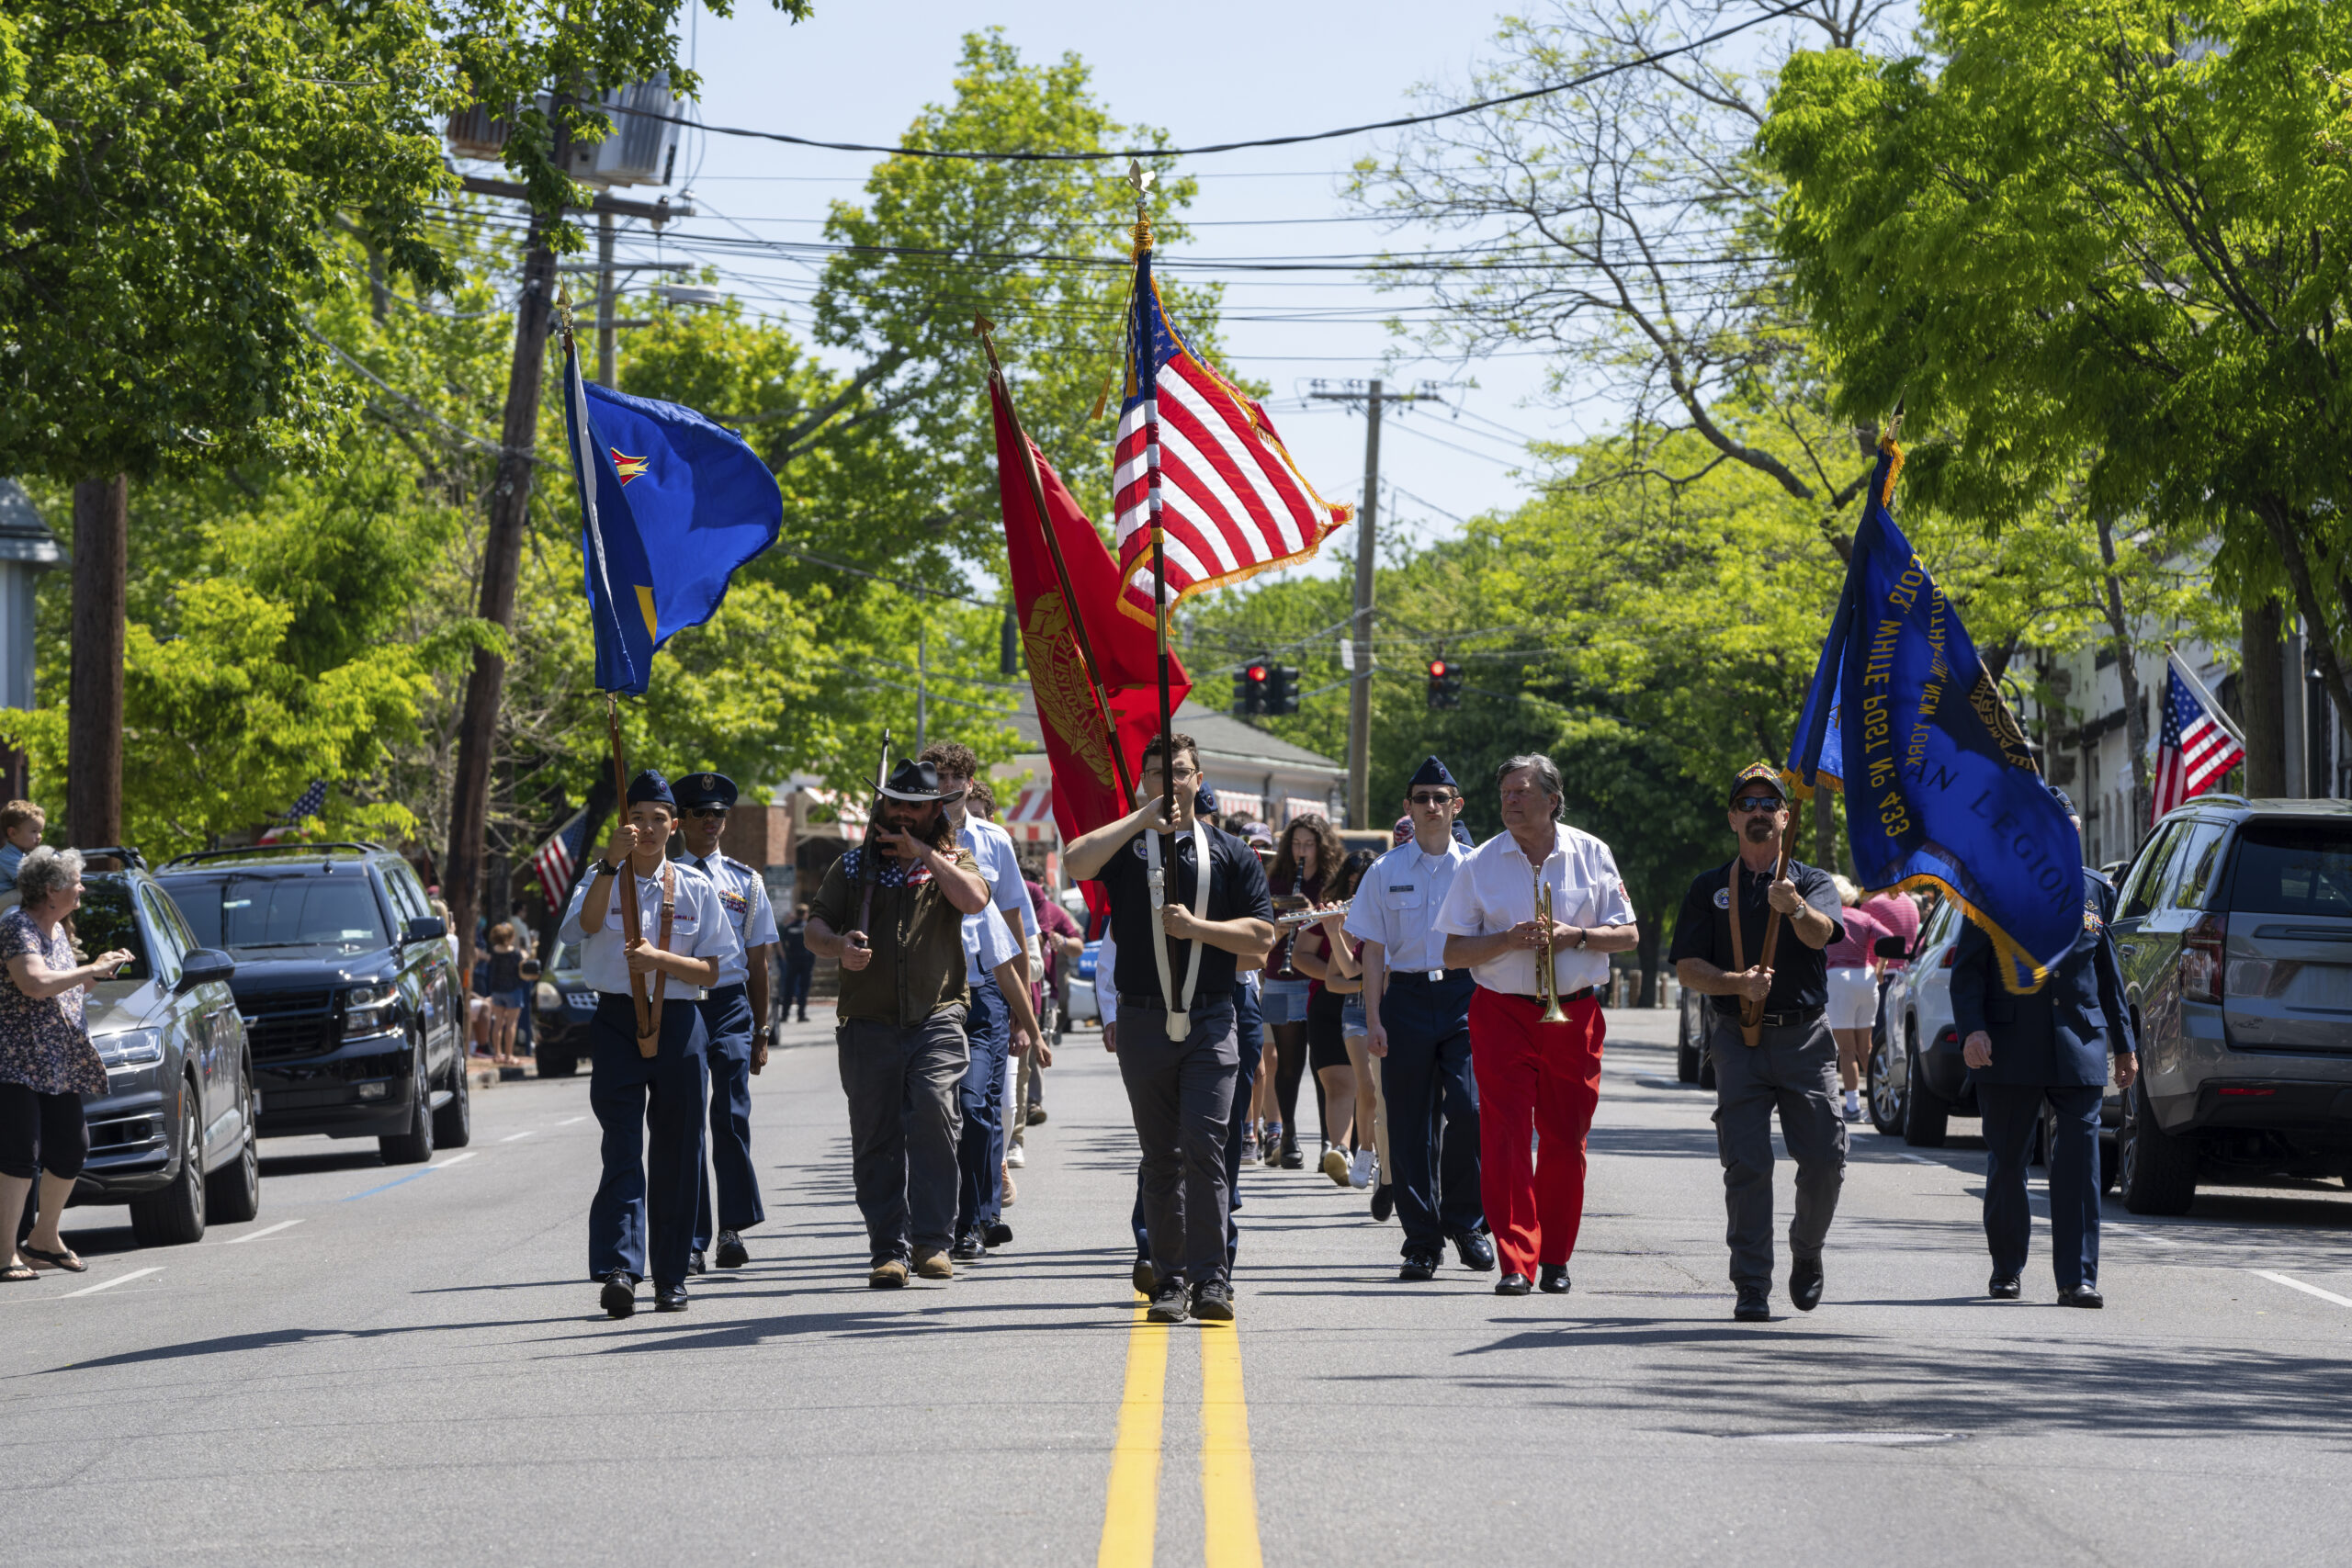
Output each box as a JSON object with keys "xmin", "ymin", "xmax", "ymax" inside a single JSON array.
[
  {"xmin": 2107, "ymin": 796, "xmax": 2352, "ymax": 1213},
  {"xmin": 530, "ymin": 941, "xmax": 599, "ymax": 1077},
  {"xmin": 1873, "ymin": 897, "xmax": 1982, "ymax": 1146},
  {"xmin": 1673, "ymin": 982, "xmax": 1716, "ymax": 1088},
  {"xmin": 62, "ymin": 850, "xmax": 256, "ymax": 1246},
  {"xmin": 156, "ymin": 844, "xmax": 468, "ymax": 1165}
]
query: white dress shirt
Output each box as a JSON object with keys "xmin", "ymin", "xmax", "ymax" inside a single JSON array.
[
  {"xmin": 1432, "ymin": 822, "xmax": 1634, "ymax": 996},
  {"xmin": 675, "ymin": 851, "xmax": 779, "ymax": 988},
  {"xmin": 1345, "ymin": 837, "xmax": 1471, "ymax": 977},
  {"xmin": 958, "ymin": 815, "xmax": 1038, "ymax": 986},
  {"xmin": 558, "ymin": 860, "xmax": 743, "ymax": 998}
]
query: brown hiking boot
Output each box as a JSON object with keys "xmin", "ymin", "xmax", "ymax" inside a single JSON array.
[
  {"xmin": 912, "ymin": 1247, "xmax": 956, "ymax": 1280},
  {"xmin": 868, "ymin": 1258, "xmax": 909, "ymax": 1289}
]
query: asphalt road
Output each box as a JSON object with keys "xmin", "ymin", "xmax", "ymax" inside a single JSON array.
[{"xmin": 7, "ymin": 1008, "xmax": 2352, "ymax": 1567}]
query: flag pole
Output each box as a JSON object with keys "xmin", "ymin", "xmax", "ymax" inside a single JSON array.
[
  {"xmin": 973, "ymin": 314, "xmax": 1136, "ymax": 804},
  {"xmin": 1129, "ymin": 163, "xmax": 1175, "ymax": 821}
]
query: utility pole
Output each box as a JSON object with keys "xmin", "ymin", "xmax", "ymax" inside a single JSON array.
[
  {"xmin": 595, "ymin": 212, "xmax": 616, "ymax": 387},
  {"xmin": 1311, "ymin": 378, "xmax": 1416, "ymax": 829},
  {"xmin": 917, "ymin": 624, "xmax": 930, "ymax": 754},
  {"xmin": 67, "ymin": 476, "xmax": 128, "ymax": 847}
]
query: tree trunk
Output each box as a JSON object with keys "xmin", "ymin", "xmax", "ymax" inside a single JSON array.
[
  {"xmin": 1813, "ymin": 783, "xmax": 1838, "ymax": 876},
  {"xmin": 2241, "ymin": 597, "xmax": 2288, "ymax": 796},
  {"xmin": 67, "ymin": 476, "xmax": 128, "ymax": 848},
  {"xmin": 2095, "ymin": 514, "xmax": 2151, "ymax": 840},
  {"xmin": 443, "ymin": 223, "xmax": 558, "ymax": 989},
  {"xmin": 2257, "ymin": 497, "xmax": 2352, "ymax": 744},
  {"xmin": 1635, "ymin": 920, "xmax": 1659, "ymax": 1008}
]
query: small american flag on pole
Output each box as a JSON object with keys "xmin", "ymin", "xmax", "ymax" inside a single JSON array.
[
  {"xmin": 1114, "ymin": 240, "xmax": 1351, "ymax": 625},
  {"xmin": 2152, "ymin": 651, "xmax": 2246, "ymax": 823},
  {"xmin": 532, "ymin": 807, "xmax": 592, "ymax": 913}
]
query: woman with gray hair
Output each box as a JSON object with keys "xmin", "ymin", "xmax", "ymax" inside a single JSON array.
[{"xmin": 0, "ymin": 846, "xmax": 132, "ymax": 1280}]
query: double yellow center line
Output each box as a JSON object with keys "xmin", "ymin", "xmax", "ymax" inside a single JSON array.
[{"xmin": 1097, "ymin": 1303, "xmax": 1263, "ymax": 1567}]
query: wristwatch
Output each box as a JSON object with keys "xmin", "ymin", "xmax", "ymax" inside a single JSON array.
[{"xmin": 595, "ymin": 859, "xmax": 623, "ymax": 878}]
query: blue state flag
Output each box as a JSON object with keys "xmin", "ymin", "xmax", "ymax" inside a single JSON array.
[
  {"xmin": 560, "ymin": 338, "xmax": 783, "ymax": 694},
  {"xmin": 1787, "ymin": 439, "xmax": 2079, "ymax": 993}
]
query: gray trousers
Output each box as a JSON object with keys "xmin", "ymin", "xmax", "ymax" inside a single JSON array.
[
  {"xmin": 1709, "ymin": 1013, "xmax": 1847, "ymax": 1292},
  {"xmin": 1117, "ymin": 998, "xmax": 1239, "ymax": 1289},
  {"xmin": 837, "ymin": 1009, "xmax": 968, "ymax": 1264}
]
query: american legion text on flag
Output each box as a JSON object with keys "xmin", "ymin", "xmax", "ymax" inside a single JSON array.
[
  {"xmin": 1787, "ymin": 438, "xmax": 2081, "ymax": 992},
  {"xmin": 2153, "ymin": 651, "xmax": 2247, "ymax": 822},
  {"xmin": 560, "ymin": 329, "xmax": 783, "ymax": 694}
]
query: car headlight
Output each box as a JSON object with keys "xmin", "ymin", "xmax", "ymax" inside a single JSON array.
[
  {"xmin": 345, "ymin": 984, "xmax": 400, "ymax": 1037},
  {"xmin": 96, "ymin": 1028, "xmax": 165, "ymax": 1069},
  {"xmin": 534, "ymin": 981, "xmax": 560, "ymax": 1010}
]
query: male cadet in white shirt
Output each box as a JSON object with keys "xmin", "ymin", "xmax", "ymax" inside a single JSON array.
[
  {"xmin": 673, "ymin": 772, "xmax": 780, "ymax": 1274},
  {"xmin": 1434, "ymin": 753, "xmax": 1639, "ymax": 1298},
  {"xmin": 919, "ymin": 743, "xmax": 1043, "ymax": 1260},
  {"xmin": 560, "ymin": 769, "xmax": 744, "ymax": 1320},
  {"xmin": 1347, "ymin": 757, "xmax": 1493, "ymax": 1281}
]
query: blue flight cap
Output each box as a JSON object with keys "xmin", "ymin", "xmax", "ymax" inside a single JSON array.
[
  {"xmin": 1452, "ymin": 819, "xmax": 1476, "ymax": 849},
  {"xmin": 627, "ymin": 769, "xmax": 676, "ymax": 808},
  {"xmin": 1196, "ymin": 783, "xmax": 1219, "ymax": 814},
  {"xmin": 1407, "ymin": 756, "xmax": 1460, "ymax": 793},
  {"xmin": 676, "ymin": 771, "xmax": 739, "ymax": 810},
  {"xmin": 2046, "ymin": 783, "xmax": 2077, "ymax": 817}
]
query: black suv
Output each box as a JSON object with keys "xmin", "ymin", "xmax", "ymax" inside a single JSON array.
[
  {"xmin": 2109, "ymin": 796, "xmax": 2352, "ymax": 1213},
  {"xmin": 157, "ymin": 844, "xmax": 469, "ymax": 1164}
]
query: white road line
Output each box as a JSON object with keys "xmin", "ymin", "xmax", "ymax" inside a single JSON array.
[
  {"xmin": 2253, "ymin": 1269, "xmax": 2352, "ymax": 1309},
  {"xmin": 1897, "ymin": 1154, "xmax": 1939, "ymax": 1166},
  {"xmin": 558, "ymin": 1116, "xmax": 587, "ymax": 1126},
  {"xmin": 501, "ymin": 1131, "xmax": 534, "ymax": 1142},
  {"xmin": 434, "ymin": 1152, "xmax": 478, "ymax": 1168},
  {"xmin": 224, "ymin": 1219, "xmax": 304, "ymax": 1246},
  {"xmin": 66, "ymin": 1266, "xmax": 162, "ymax": 1297},
  {"xmin": 2108, "ymin": 1224, "xmax": 2181, "ymax": 1248}
]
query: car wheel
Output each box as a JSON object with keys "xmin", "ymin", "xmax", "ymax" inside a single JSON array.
[
  {"xmin": 206, "ymin": 1072, "xmax": 262, "ymax": 1224},
  {"xmin": 1901, "ymin": 1030, "xmax": 1949, "ymax": 1147},
  {"xmin": 130, "ymin": 1088, "xmax": 208, "ymax": 1246},
  {"xmin": 1866, "ymin": 1031, "xmax": 1905, "ymax": 1135},
  {"xmin": 2119, "ymin": 1073, "xmax": 2197, "ymax": 1215},
  {"xmin": 434, "ymin": 1043, "xmax": 472, "ymax": 1148},
  {"xmin": 1675, "ymin": 1003, "xmax": 1700, "ymax": 1084},
  {"xmin": 379, "ymin": 1043, "xmax": 435, "ymax": 1166},
  {"xmin": 2099, "ymin": 1132, "xmax": 2120, "ymax": 1192},
  {"xmin": 538, "ymin": 1050, "xmax": 579, "ymax": 1079}
]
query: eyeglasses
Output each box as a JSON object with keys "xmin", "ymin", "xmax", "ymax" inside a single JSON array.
[
  {"xmin": 1408, "ymin": 792, "xmax": 1453, "ymax": 807},
  {"xmin": 685, "ymin": 807, "xmax": 728, "ymax": 820},
  {"xmin": 1733, "ymin": 795, "xmax": 1785, "ymax": 813}
]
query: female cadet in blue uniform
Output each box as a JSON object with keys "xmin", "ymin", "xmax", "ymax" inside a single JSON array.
[
  {"xmin": 560, "ymin": 770, "xmax": 742, "ymax": 1319},
  {"xmin": 1951, "ymin": 786, "xmax": 2139, "ymax": 1307}
]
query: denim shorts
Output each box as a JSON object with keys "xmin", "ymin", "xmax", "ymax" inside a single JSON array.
[
  {"xmin": 1340, "ymin": 994, "xmax": 1367, "ymax": 1037},
  {"xmin": 1260, "ymin": 978, "xmax": 1311, "ymax": 1027}
]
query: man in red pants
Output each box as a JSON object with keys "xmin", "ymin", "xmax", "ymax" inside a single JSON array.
[{"xmin": 1435, "ymin": 755, "xmax": 1639, "ymax": 1296}]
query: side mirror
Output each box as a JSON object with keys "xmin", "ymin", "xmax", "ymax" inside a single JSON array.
[
  {"xmin": 403, "ymin": 915, "xmax": 448, "ymax": 944},
  {"xmin": 1872, "ymin": 935, "xmax": 1908, "ymax": 961},
  {"xmin": 177, "ymin": 948, "xmax": 236, "ymax": 993}
]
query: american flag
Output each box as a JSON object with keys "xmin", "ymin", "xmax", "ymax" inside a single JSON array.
[
  {"xmin": 2152, "ymin": 654, "xmax": 2246, "ymax": 822},
  {"xmin": 532, "ymin": 807, "xmax": 592, "ymax": 913},
  {"xmin": 1114, "ymin": 241, "xmax": 1350, "ymax": 625},
  {"xmin": 282, "ymin": 779, "xmax": 327, "ymax": 822}
]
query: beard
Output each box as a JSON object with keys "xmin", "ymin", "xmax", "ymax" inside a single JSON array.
[{"xmin": 1743, "ymin": 816, "xmax": 1780, "ymax": 841}]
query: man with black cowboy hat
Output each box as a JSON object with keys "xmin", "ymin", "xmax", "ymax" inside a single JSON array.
[
  {"xmin": 1668, "ymin": 761, "xmax": 1847, "ymax": 1322},
  {"xmin": 673, "ymin": 771, "xmax": 780, "ymax": 1274},
  {"xmin": 805, "ymin": 758, "xmax": 1020, "ymax": 1288},
  {"xmin": 1065, "ymin": 733, "xmax": 1274, "ymax": 1325},
  {"xmin": 560, "ymin": 769, "xmax": 744, "ymax": 1319}
]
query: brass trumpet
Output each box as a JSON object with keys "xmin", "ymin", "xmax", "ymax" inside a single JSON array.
[{"xmin": 1534, "ymin": 869, "xmax": 1567, "ymax": 1022}]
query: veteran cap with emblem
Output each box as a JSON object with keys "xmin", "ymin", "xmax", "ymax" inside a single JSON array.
[
  {"xmin": 1726, "ymin": 761, "xmax": 1784, "ymax": 806},
  {"xmin": 627, "ymin": 769, "xmax": 676, "ymax": 807},
  {"xmin": 677, "ymin": 771, "xmax": 739, "ymax": 811},
  {"xmin": 2045, "ymin": 782, "xmax": 2077, "ymax": 818}
]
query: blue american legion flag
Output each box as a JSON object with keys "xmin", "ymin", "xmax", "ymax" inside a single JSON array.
[
  {"xmin": 2153, "ymin": 653, "xmax": 2245, "ymax": 821},
  {"xmin": 532, "ymin": 807, "xmax": 592, "ymax": 914},
  {"xmin": 1114, "ymin": 239, "xmax": 1350, "ymax": 625}
]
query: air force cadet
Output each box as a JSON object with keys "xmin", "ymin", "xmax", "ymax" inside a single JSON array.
[
  {"xmin": 674, "ymin": 771, "xmax": 780, "ymax": 1274},
  {"xmin": 560, "ymin": 770, "xmax": 742, "ymax": 1319},
  {"xmin": 1951, "ymin": 785, "xmax": 2139, "ymax": 1307}
]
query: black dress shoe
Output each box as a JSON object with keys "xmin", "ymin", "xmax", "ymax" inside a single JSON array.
[
  {"xmin": 654, "ymin": 1282, "xmax": 689, "ymax": 1313},
  {"xmin": 1494, "ymin": 1272, "xmax": 1532, "ymax": 1297},
  {"xmin": 686, "ymin": 1249, "xmax": 707, "ymax": 1276},
  {"xmin": 1398, "ymin": 1251, "xmax": 1439, "ymax": 1281},
  {"xmin": 1450, "ymin": 1230, "xmax": 1498, "ymax": 1272},
  {"xmin": 714, "ymin": 1232, "xmax": 750, "ymax": 1269},
  {"xmin": 1132, "ymin": 1258, "xmax": 1157, "ymax": 1296},
  {"xmin": 984, "ymin": 1222, "xmax": 1013, "ymax": 1247},
  {"xmin": 950, "ymin": 1232, "xmax": 985, "ymax": 1262},
  {"xmin": 1539, "ymin": 1264, "xmax": 1571, "ymax": 1294},
  {"xmin": 1370, "ymin": 1183, "xmax": 1395, "ymax": 1223},
  {"xmin": 599, "ymin": 1270, "xmax": 638, "ymax": 1319},
  {"xmin": 1988, "ymin": 1274, "xmax": 2021, "ymax": 1300},
  {"xmin": 2058, "ymin": 1284, "xmax": 2104, "ymax": 1309},
  {"xmin": 1790, "ymin": 1256, "xmax": 1824, "ymax": 1313},
  {"xmin": 1280, "ymin": 1142, "xmax": 1304, "ymax": 1169},
  {"xmin": 1734, "ymin": 1292, "xmax": 1771, "ymax": 1322}
]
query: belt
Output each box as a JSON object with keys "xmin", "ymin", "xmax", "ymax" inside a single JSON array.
[
  {"xmin": 1389, "ymin": 967, "xmax": 1471, "ymax": 986},
  {"xmin": 1120, "ymin": 993, "xmax": 1233, "ymax": 1013},
  {"xmin": 1503, "ymin": 986, "xmax": 1596, "ymax": 1007},
  {"xmin": 1713, "ymin": 1003, "xmax": 1825, "ymax": 1029}
]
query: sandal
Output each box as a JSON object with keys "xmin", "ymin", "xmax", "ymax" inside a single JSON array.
[
  {"xmin": 1, "ymin": 1262, "xmax": 36, "ymax": 1282},
  {"xmin": 21, "ymin": 1244, "xmax": 86, "ymax": 1273}
]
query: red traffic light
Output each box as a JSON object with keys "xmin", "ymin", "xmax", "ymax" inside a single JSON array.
[
  {"xmin": 1429, "ymin": 660, "xmax": 1449, "ymax": 678},
  {"xmin": 1246, "ymin": 663, "xmax": 1269, "ymax": 682}
]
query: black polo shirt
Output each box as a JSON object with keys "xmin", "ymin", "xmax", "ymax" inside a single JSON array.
[
  {"xmin": 1094, "ymin": 821, "xmax": 1273, "ymax": 1004},
  {"xmin": 1668, "ymin": 857, "xmax": 1845, "ymax": 1017}
]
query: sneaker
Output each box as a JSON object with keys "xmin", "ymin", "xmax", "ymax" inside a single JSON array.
[
  {"xmin": 1240, "ymin": 1129, "xmax": 1259, "ymax": 1162},
  {"xmin": 1321, "ymin": 1147, "xmax": 1351, "ymax": 1187},
  {"xmin": 1843, "ymin": 1092, "xmax": 1862, "ymax": 1122},
  {"xmin": 1190, "ymin": 1279, "xmax": 1236, "ymax": 1322},
  {"xmin": 1026, "ymin": 1106, "xmax": 1048, "ymax": 1126},
  {"xmin": 911, "ymin": 1248, "xmax": 955, "ymax": 1280},
  {"xmin": 1007, "ymin": 1143, "xmax": 1026, "ymax": 1169},
  {"xmin": 1147, "ymin": 1280, "xmax": 1191, "ymax": 1324},
  {"xmin": 1002, "ymin": 1168, "xmax": 1019, "ymax": 1206},
  {"xmin": 1261, "ymin": 1123, "xmax": 1284, "ymax": 1168},
  {"xmin": 1349, "ymin": 1149, "xmax": 1374, "ymax": 1189}
]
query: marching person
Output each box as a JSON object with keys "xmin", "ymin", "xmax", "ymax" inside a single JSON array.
[
  {"xmin": 1012, "ymin": 875, "xmax": 1083, "ymax": 1169},
  {"xmin": 674, "ymin": 772, "xmax": 780, "ymax": 1274},
  {"xmin": 919, "ymin": 743, "xmax": 1044, "ymax": 1259},
  {"xmin": 1952, "ymin": 786, "xmax": 2137, "ymax": 1307},
  {"xmin": 805, "ymin": 759, "xmax": 1020, "ymax": 1289},
  {"xmin": 1823, "ymin": 877, "xmax": 1891, "ymax": 1124},
  {"xmin": 779, "ymin": 904, "xmax": 815, "ymax": 1023},
  {"xmin": 1067, "ymin": 733, "xmax": 1274, "ymax": 1325},
  {"xmin": 1348, "ymin": 759, "xmax": 1487, "ymax": 1280},
  {"xmin": 561, "ymin": 771, "xmax": 743, "ymax": 1319},
  {"xmin": 1436, "ymin": 755, "xmax": 1637, "ymax": 1296},
  {"xmin": 1668, "ymin": 762, "xmax": 1847, "ymax": 1323}
]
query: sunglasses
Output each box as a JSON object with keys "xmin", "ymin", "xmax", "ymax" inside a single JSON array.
[
  {"xmin": 1408, "ymin": 792, "xmax": 1453, "ymax": 807},
  {"xmin": 1733, "ymin": 795, "xmax": 1785, "ymax": 813},
  {"xmin": 685, "ymin": 807, "xmax": 728, "ymax": 820}
]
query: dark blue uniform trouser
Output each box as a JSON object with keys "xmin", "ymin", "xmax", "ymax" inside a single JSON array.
[
  {"xmin": 693, "ymin": 984, "xmax": 763, "ymax": 1252},
  {"xmin": 1376, "ymin": 971, "xmax": 1484, "ymax": 1255},
  {"xmin": 1980, "ymin": 1081, "xmax": 2103, "ymax": 1291},
  {"xmin": 782, "ymin": 955, "xmax": 814, "ymax": 1018},
  {"xmin": 586, "ymin": 994, "xmax": 708, "ymax": 1288},
  {"xmin": 1135, "ymin": 980, "xmax": 1261, "ymax": 1266},
  {"xmin": 956, "ymin": 977, "xmax": 1011, "ymax": 1238}
]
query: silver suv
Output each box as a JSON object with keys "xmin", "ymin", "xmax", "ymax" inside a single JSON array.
[{"xmin": 2110, "ymin": 797, "xmax": 2352, "ymax": 1213}]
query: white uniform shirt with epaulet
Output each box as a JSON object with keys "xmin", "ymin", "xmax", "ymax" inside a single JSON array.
[
  {"xmin": 675, "ymin": 850, "xmax": 779, "ymax": 988},
  {"xmin": 1346, "ymin": 836, "xmax": 1471, "ymax": 978},
  {"xmin": 957, "ymin": 814, "xmax": 1038, "ymax": 986},
  {"xmin": 558, "ymin": 860, "xmax": 743, "ymax": 998}
]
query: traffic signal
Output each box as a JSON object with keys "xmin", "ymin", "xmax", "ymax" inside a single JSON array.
[
  {"xmin": 1265, "ymin": 663, "xmax": 1301, "ymax": 716},
  {"xmin": 1232, "ymin": 661, "xmax": 1270, "ymax": 716},
  {"xmin": 1427, "ymin": 659, "xmax": 1464, "ymax": 710}
]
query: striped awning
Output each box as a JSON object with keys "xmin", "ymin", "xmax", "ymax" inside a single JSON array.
[
  {"xmin": 1004, "ymin": 787, "xmax": 1057, "ymax": 843},
  {"xmin": 1281, "ymin": 797, "xmax": 1329, "ymax": 824}
]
